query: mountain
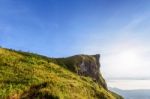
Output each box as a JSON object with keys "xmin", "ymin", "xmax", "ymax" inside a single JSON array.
[
  {"xmin": 0, "ymin": 47, "xmax": 123, "ymax": 99},
  {"xmin": 110, "ymin": 87, "xmax": 150, "ymax": 99}
]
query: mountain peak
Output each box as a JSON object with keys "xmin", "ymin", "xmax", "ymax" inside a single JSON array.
[{"xmin": 56, "ymin": 54, "xmax": 107, "ymax": 89}]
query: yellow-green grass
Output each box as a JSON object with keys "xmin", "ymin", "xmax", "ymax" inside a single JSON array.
[{"xmin": 0, "ymin": 47, "xmax": 123, "ymax": 99}]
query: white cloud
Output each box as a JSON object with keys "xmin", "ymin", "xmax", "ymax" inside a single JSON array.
[{"xmin": 101, "ymin": 40, "xmax": 150, "ymax": 79}]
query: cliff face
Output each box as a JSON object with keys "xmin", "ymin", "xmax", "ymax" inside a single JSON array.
[
  {"xmin": 57, "ymin": 54, "xmax": 107, "ymax": 89},
  {"xmin": 78, "ymin": 54, "xmax": 101, "ymax": 79}
]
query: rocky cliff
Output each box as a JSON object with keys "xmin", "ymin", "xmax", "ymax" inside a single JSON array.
[{"xmin": 56, "ymin": 54, "xmax": 107, "ymax": 89}]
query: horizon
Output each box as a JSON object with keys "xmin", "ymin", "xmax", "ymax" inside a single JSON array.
[
  {"xmin": 1, "ymin": 0, "xmax": 150, "ymax": 84},
  {"xmin": 107, "ymin": 79, "xmax": 150, "ymax": 90}
]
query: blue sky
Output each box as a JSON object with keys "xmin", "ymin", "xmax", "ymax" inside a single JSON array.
[{"xmin": 1, "ymin": 0, "xmax": 150, "ymax": 79}]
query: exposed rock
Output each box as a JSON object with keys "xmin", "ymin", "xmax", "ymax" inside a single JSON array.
[{"xmin": 57, "ymin": 54, "xmax": 107, "ymax": 89}]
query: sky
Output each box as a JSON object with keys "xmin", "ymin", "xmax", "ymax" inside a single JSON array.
[{"xmin": 1, "ymin": 0, "xmax": 150, "ymax": 80}]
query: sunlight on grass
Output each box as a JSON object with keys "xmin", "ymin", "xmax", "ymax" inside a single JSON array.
[{"xmin": 0, "ymin": 48, "xmax": 123, "ymax": 99}]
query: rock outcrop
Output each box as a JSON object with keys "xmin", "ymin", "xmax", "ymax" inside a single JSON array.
[{"xmin": 56, "ymin": 54, "xmax": 107, "ymax": 89}]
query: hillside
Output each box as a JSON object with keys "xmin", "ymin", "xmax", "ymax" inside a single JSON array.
[{"xmin": 0, "ymin": 47, "xmax": 123, "ymax": 99}]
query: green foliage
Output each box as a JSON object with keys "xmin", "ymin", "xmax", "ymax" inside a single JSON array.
[{"xmin": 0, "ymin": 48, "xmax": 123, "ymax": 99}]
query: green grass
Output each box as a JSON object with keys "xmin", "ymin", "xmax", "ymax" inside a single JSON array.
[{"xmin": 0, "ymin": 47, "xmax": 123, "ymax": 99}]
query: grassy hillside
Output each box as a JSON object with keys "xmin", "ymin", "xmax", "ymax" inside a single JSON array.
[{"xmin": 0, "ymin": 47, "xmax": 123, "ymax": 99}]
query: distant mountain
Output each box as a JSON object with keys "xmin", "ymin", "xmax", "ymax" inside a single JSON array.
[
  {"xmin": 109, "ymin": 87, "xmax": 150, "ymax": 99},
  {"xmin": 0, "ymin": 47, "xmax": 123, "ymax": 99}
]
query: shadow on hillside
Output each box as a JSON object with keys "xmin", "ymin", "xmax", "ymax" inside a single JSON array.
[
  {"xmin": 20, "ymin": 82, "xmax": 59, "ymax": 99},
  {"xmin": 2, "ymin": 80, "xmax": 29, "ymax": 85}
]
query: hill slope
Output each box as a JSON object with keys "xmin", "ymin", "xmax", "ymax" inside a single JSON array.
[{"xmin": 0, "ymin": 47, "xmax": 123, "ymax": 99}]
